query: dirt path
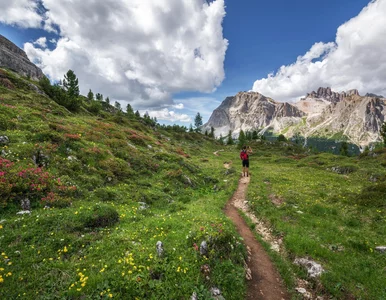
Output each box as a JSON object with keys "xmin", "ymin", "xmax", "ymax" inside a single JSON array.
[{"xmin": 224, "ymin": 176, "xmax": 289, "ymax": 300}]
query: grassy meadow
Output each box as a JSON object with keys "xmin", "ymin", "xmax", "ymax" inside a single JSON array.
[
  {"xmin": 247, "ymin": 142, "xmax": 386, "ymax": 299},
  {"xmin": 0, "ymin": 68, "xmax": 246, "ymax": 299},
  {"xmin": 1, "ymin": 68, "xmax": 385, "ymax": 299}
]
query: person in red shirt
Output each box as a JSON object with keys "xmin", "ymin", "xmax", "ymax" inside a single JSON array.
[{"xmin": 240, "ymin": 145, "xmax": 252, "ymax": 177}]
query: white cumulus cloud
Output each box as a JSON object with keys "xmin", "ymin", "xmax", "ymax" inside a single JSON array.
[
  {"xmin": 0, "ymin": 0, "xmax": 42, "ymax": 28},
  {"xmin": 17, "ymin": 0, "xmax": 228, "ymax": 109},
  {"xmin": 143, "ymin": 108, "xmax": 192, "ymax": 123},
  {"xmin": 252, "ymin": 0, "xmax": 386, "ymax": 102},
  {"xmin": 33, "ymin": 37, "xmax": 47, "ymax": 48}
]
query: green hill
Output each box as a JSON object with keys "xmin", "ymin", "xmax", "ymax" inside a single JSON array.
[{"xmin": 0, "ymin": 68, "xmax": 385, "ymax": 299}]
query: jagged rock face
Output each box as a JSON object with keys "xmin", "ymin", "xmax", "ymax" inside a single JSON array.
[
  {"xmin": 204, "ymin": 92, "xmax": 305, "ymax": 137},
  {"xmin": 0, "ymin": 35, "xmax": 44, "ymax": 81},
  {"xmin": 305, "ymin": 87, "xmax": 359, "ymax": 103},
  {"xmin": 205, "ymin": 88, "xmax": 386, "ymax": 147}
]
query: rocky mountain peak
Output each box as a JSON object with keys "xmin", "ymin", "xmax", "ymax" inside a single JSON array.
[
  {"xmin": 305, "ymin": 87, "xmax": 360, "ymax": 103},
  {"xmin": 0, "ymin": 34, "xmax": 44, "ymax": 81}
]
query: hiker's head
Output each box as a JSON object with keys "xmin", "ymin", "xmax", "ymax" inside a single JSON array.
[{"xmin": 243, "ymin": 145, "xmax": 246, "ymax": 150}]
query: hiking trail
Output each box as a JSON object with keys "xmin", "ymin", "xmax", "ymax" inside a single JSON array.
[{"xmin": 224, "ymin": 175, "xmax": 289, "ymax": 300}]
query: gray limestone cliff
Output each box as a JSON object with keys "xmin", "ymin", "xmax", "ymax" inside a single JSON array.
[
  {"xmin": 0, "ymin": 35, "xmax": 44, "ymax": 81},
  {"xmin": 204, "ymin": 88, "xmax": 386, "ymax": 147}
]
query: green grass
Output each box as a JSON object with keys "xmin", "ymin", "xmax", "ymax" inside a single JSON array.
[
  {"xmin": 0, "ymin": 69, "xmax": 246, "ymax": 299},
  {"xmin": 247, "ymin": 142, "xmax": 386, "ymax": 299},
  {"xmin": 1, "ymin": 68, "xmax": 386, "ymax": 299}
]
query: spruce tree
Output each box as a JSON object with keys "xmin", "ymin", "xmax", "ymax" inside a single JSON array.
[
  {"xmin": 126, "ymin": 103, "xmax": 134, "ymax": 115},
  {"xmin": 238, "ymin": 129, "xmax": 246, "ymax": 148},
  {"xmin": 63, "ymin": 70, "xmax": 79, "ymax": 99},
  {"xmin": 194, "ymin": 112, "xmax": 203, "ymax": 132},
  {"xmin": 381, "ymin": 122, "xmax": 386, "ymax": 146},
  {"xmin": 114, "ymin": 101, "xmax": 122, "ymax": 111},
  {"xmin": 87, "ymin": 89, "xmax": 94, "ymax": 101},
  {"xmin": 209, "ymin": 126, "xmax": 215, "ymax": 138},
  {"xmin": 227, "ymin": 130, "xmax": 234, "ymax": 145}
]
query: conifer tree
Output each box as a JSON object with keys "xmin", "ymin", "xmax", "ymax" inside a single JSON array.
[
  {"xmin": 114, "ymin": 101, "xmax": 122, "ymax": 111},
  {"xmin": 87, "ymin": 89, "xmax": 94, "ymax": 101},
  {"xmin": 105, "ymin": 97, "xmax": 110, "ymax": 104},
  {"xmin": 238, "ymin": 129, "xmax": 246, "ymax": 147},
  {"xmin": 209, "ymin": 126, "xmax": 215, "ymax": 138},
  {"xmin": 126, "ymin": 103, "xmax": 134, "ymax": 115},
  {"xmin": 227, "ymin": 130, "xmax": 234, "ymax": 145},
  {"xmin": 381, "ymin": 122, "xmax": 386, "ymax": 146},
  {"xmin": 63, "ymin": 70, "xmax": 79, "ymax": 99},
  {"xmin": 194, "ymin": 112, "xmax": 203, "ymax": 132}
]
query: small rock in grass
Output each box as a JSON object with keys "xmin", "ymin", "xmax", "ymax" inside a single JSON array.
[
  {"xmin": 191, "ymin": 292, "xmax": 198, "ymax": 300},
  {"xmin": 0, "ymin": 136, "xmax": 9, "ymax": 145},
  {"xmin": 21, "ymin": 198, "xmax": 30, "ymax": 211},
  {"xmin": 156, "ymin": 241, "xmax": 164, "ymax": 258},
  {"xmin": 200, "ymin": 241, "xmax": 208, "ymax": 256},
  {"xmin": 138, "ymin": 202, "xmax": 149, "ymax": 210},
  {"xmin": 294, "ymin": 257, "xmax": 324, "ymax": 278},
  {"xmin": 295, "ymin": 288, "xmax": 312, "ymax": 299},
  {"xmin": 210, "ymin": 287, "xmax": 221, "ymax": 296},
  {"xmin": 296, "ymin": 210, "xmax": 304, "ymax": 214},
  {"xmin": 375, "ymin": 246, "xmax": 386, "ymax": 253},
  {"xmin": 0, "ymin": 219, "xmax": 6, "ymax": 224},
  {"xmin": 16, "ymin": 210, "xmax": 31, "ymax": 215}
]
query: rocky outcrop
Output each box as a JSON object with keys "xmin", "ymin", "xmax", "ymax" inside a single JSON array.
[
  {"xmin": 0, "ymin": 35, "xmax": 44, "ymax": 81},
  {"xmin": 203, "ymin": 92, "xmax": 305, "ymax": 137},
  {"xmin": 205, "ymin": 88, "xmax": 386, "ymax": 147},
  {"xmin": 304, "ymin": 87, "xmax": 360, "ymax": 103}
]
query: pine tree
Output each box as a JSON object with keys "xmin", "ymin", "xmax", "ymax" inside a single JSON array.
[
  {"xmin": 227, "ymin": 130, "xmax": 234, "ymax": 145},
  {"xmin": 63, "ymin": 70, "xmax": 79, "ymax": 99},
  {"xmin": 135, "ymin": 110, "xmax": 140, "ymax": 118},
  {"xmin": 189, "ymin": 124, "xmax": 194, "ymax": 133},
  {"xmin": 87, "ymin": 89, "xmax": 94, "ymax": 101},
  {"xmin": 126, "ymin": 103, "xmax": 134, "ymax": 115},
  {"xmin": 219, "ymin": 134, "xmax": 224, "ymax": 145},
  {"xmin": 209, "ymin": 126, "xmax": 215, "ymax": 138},
  {"xmin": 340, "ymin": 141, "xmax": 349, "ymax": 156},
  {"xmin": 252, "ymin": 130, "xmax": 258, "ymax": 140},
  {"xmin": 114, "ymin": 101, "xmax": 122, "ymax": 111},
  {"xmin": 238, "ymin": 129, "xmax": 246, "ymax": 148},
  {"xmin": 194, "ymin": 112, "xmax": 203, "ymax": 132},
  {"xmin": 95, "ymin": 93, "xmax": 103, "ymax": 102},
  {"xmin": 105, "ymin": 97, "xmax": 110, "ymax": 104},
  {"xmin": 381, "ymin": 122, "xmax": 386, "ymax": 146}
]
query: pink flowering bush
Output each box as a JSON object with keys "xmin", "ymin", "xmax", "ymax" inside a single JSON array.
[{"xmin": 0, "ymin": 156, "xmax": 76, "ymax": 208}]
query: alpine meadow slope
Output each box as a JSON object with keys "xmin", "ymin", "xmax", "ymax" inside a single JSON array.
[{"xmin": 0, "ymin": 66, "xmax": 248, "ymax": 299}]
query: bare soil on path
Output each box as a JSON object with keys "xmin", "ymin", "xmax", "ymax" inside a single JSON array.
[{"xmin": 224, "ymin": 176, "xmax": 289, "ymax": 300}]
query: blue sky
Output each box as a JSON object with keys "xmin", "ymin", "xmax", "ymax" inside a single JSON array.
[
  {"xmin": 1, "ymin": 0, "xmax": 385, "ymax": 125},
  {"xmin": 177, "ymin": 0, "xmax": 371, "ymax": 100}
]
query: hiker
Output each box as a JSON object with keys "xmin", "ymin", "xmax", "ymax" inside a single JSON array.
[{"xmin": 240, "ymin": 145, "xmax": 252, "ymax": 177}]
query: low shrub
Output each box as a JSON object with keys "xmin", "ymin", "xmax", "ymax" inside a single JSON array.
[{"xmin": 80, "ymin": 204, "xmax": 119, "ymax": 228}]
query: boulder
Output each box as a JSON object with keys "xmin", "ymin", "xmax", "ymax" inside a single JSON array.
[
  {"xmin": 294, "ymin": 257, "xmax": 324, "ymax": 278},
  {"xmin": 0, "ymin": 136, "xmax": 9, "ymax": 145}
]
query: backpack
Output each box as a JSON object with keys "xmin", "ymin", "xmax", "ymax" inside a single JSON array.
[{"xmin": 240, "ymin": 150, "xmax": 248, "ymax": 160}]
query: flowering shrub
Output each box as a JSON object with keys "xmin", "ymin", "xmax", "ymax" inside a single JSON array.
[
  {"xmin": 64, "ymin": 133, "xmax": 81, "ymax": 140},
  {"xmin": 0, "ymin": 156, "xmax": 76, "ymax": 208}
]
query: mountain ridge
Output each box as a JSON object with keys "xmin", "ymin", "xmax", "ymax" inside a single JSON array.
[
  {"xmin": 0, "ymin": 34, "xmax": 44, "ymax": 81},
  {"xmin": 204, "ymin": 88, "xmax": 386, "ymax": 147}
]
